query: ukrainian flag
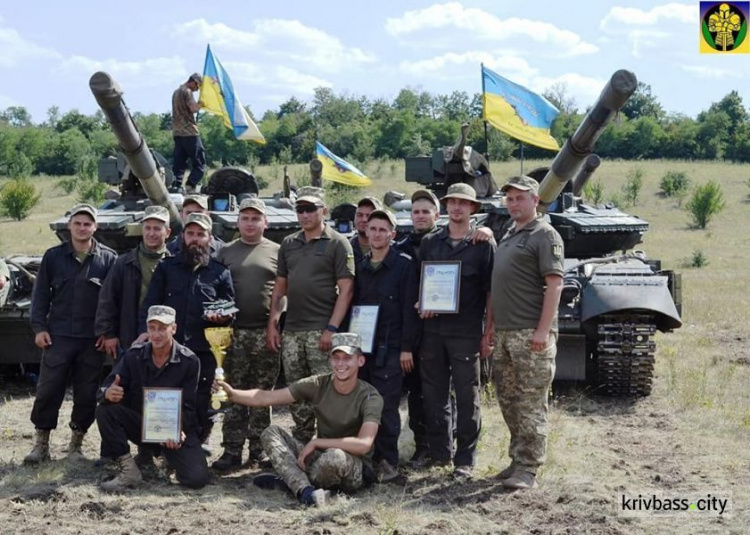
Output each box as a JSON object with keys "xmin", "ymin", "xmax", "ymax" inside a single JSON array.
[
  {"xmin": 315, "ymin": 142, "xmax": 372, "ymax": 187},
  {"xmin": 200, "ymin": 45, "xmax": 266, "ymax": 144},
  {"xmin": 481, "ymin": 65, "xmax": 560, "ymax": 152}
]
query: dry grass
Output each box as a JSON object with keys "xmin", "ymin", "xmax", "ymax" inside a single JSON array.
[{"xmin": 2, "ymin": 159, "xmax": 750, "ymax": 533}]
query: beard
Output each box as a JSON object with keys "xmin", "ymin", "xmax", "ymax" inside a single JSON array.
[{"xmin": 181, "ymin": 240, "xmax": 211, "ymax": 268}]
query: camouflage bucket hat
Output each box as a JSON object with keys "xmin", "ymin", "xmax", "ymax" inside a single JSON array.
[
  {"xmin": 184, "ymin": 212, "xmax": 213, "ymax": 231},
  {"xmin": 367, "ymin": 209, "xmax": 397, "ymax": 229},
  {"xmin": 147, "ymin": 305, "xmax": 176, "ymax": 324},
  {"xmin": 411, "ymin": 189, "xmax": 440, "ymax": 208},
  {"xmin": 440, "ymin": 183, "xmax": 481, "ymax": 212},
  {"xmin": 183, "ymin": 194, "xmax": 209, "ymax": 210},
  {"xmin": 357, "ymin": 196, "xmax": 383, "ymax": 211},
  {"xmin": 501, "ymin": 175, "xmax": 540, "ymax": 195},
  {"xmin": 295, "ymin": 186, "xmax": 325, "ymax": 207},
  {"xmin": 330, "ymin": 332, "xmax": 363, "ymax": 356},
  {"xmin": 142, "ymin": 205, "xmax": 170, "ymax": 224},
  {"xmin": 69, "ymin": 203, "xmax": 98, "ymax": 222},
  {"xmin": 239, "ymin": 197, "xmax": 267, "ymax": 215}
]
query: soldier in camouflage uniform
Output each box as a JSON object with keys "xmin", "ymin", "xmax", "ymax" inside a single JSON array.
[
  {"xmin": 267, "ymin": 187, "xmax": 355, "ymax": 443},
  {"xmin": 213, "ymin": 198, "xmax": 280, "ymax": 471},
  {"xmin": 172, "ymin": 73, "xmax": 205, "ymax": 193},
  {"xmin": 485, "ymin": 176, "xmax": 564, "ymax": 490},
  {"xmin": 216, "ymin": 333, "xmax": 383, "ymax": 507}
]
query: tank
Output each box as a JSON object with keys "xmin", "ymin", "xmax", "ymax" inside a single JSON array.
[{"xmin": 398, "ymin": 69, "xmax": 682, "ymax": 396}]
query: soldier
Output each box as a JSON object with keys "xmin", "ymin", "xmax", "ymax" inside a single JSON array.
[
  {"xmin": 167, "ymin": 194, "xmax": 223, "ymax": 257},
  {"xmin": 212, "ymin": 198, "xmax": 280, "ymax": 471},
  {"xmin": 485, "ymin": 175, "xmax": 564, "ymax": 490},
  {"xmin": 354, "ymin": 209, "xmax": 418, "ymax": 482},
  {"xmin": 97, "ymin": 305, "xmax": 209, "ymax": 491},
  {"xmin": 95, "ymin": 205, "xmax": 172, "ymax": 357},
  {"xmin": 172, "ymin": 72, "xmax": 205, "ymax": 193},
  {"xmin": 139, "ymin": 212, "xmax": 235, "ymax": 449},
  {"xmin": 350, "ymin": 196, "xmax": 383, "ymax": 265},
  {"xmin": 216, "ymin": 333, "xmax": 383, "ymax": 507},
  {"xmin": 25, "ymin": 204, "xmax": 117, "ymax": 465},
  {"xmin": 417, "ymin": 183, "xmax": 495, "ymax": 479},
  {"xmin": 267, "ymin": 186, "xmax": 355, "ymax": 443}
]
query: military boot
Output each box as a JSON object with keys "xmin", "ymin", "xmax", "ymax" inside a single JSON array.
[
  {"xmin": 100, "ymin": 454, "xmax": 143, "ymax": 492},
  {"xmin": 23, "ymin": 429, "xmax": 51, "ymax": 465},
  {"xmin": 211, "ymin": 449, "xmax": 242, "ymax": 472},
  {"xmin": 65, "ymin": 430, "xmax": 86, "ymax": 462}
]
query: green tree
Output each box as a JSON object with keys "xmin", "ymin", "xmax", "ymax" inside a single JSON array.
[
  {"xmin": 686, "ymin": 181, "xmax": 725, "ymax": 228},
  {"xmin": 0, "ymin": 106, "xmax": 34, "ymax": 127},
  {"xmin": 621, "ymin": 82, "xmax": 665, "ymax": 121}
]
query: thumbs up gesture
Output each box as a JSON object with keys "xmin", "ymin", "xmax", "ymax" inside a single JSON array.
[{"xmin": 105, "ymin": 374, "xmax": 124, "ymax": 403}]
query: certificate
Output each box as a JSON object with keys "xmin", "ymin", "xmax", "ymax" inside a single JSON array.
[
  {"xmin": 419, "ymin": 261, "xmax": 461, "ymax": 314},
  {"xmin": 349, "ymin": 305, "xmax": 380, "ymax": 354},
  {"xmin": 141, "ymin": 387, "xmax": 182, "ymax": 443}
]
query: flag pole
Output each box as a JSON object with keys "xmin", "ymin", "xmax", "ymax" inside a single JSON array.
[
  {"xmin": 520, "ymin": 142, "xmax": 524, "ymax": 175},
  {"xmin": 481, "ymin": 63, "xmax": 490, "ymax": 162}
]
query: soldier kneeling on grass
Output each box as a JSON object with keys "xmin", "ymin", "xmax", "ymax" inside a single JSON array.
[
  {"xmin": 215, "ymin": 333, "xmax": 383, "ymax": 507},
  {"xmin": 96, "ymin": 305, "xmax": 209, "ymax": 491}
]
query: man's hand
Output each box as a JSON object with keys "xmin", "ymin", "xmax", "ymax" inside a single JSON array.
[
  {"xmin": 470, "ymin": 226, "xmax": 494, "ymax": 244},
  {"xmin": 102, "ymin": 337, "xmax": 120, "ymax": 359},
  {"xmin": 319, "ymin": 330, "xmax": 333, "ymax": 351},
  {"xmin": 163, "ymin": 431, "xmax": 186, "ymax": 450},
  {"xmin": 480, "ymin": 333, "xmax": 495, "ymax": 360},
  {"xmin": 35, "ymin": 331, "xmax": 52, "ymax": 349},
  {"xmin": 205, "ymin": 311, "xmax": 231, "ymax": 324},
  {"xmin": 267, "ymin": 324, "xmax": 281, "ymax": 352},
  {"xmin": 94, "ymin": 335, "xmax": 108, "ymax": 352},
  {"xmin": 400, "ymin": 351, "xmax": 414, "ymax": 374},
  {"xmin": 297, "ymin": 439, "xmax": 318, "ymax": 470},
  {"xmin": 530, "ymin": 329, "xmax": 549, "ymax": 352},
  {"xmin": 104, "ymin": 374, "xmax": 124, "ymax": 403},
  {"xmin": 133, "ymin": 332, "xmax": 149, "ymax": 346},
  {"xmin": 213, "ymin": 379, "xmax": 236, "ymax": 403}
]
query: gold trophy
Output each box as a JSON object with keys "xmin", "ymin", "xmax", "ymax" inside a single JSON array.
[{"xmin": 205, "ymin": 327, "xmax": 233, "ymax": 410}]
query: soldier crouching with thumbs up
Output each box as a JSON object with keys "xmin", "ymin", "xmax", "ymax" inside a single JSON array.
[{"xmin": 95, "ymin": 305, "xmax": 209, "ymax": 491}]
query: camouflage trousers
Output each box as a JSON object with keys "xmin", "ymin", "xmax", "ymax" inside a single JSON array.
[
  {"xmin": 221, "ymin": 328, "xmax": 280, "ymax": 458},
  {"xmin": 260, "ymin": 425, "xmax": 363, "ymax": 495},
  {"xmin": 492, "ymin": 329, "xmax": 557, "ymax": 474},
  {"xmin": 281, "ymin": 330, "xmax": 329, "ymax": 442}
]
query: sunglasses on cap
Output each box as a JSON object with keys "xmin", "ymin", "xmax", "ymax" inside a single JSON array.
[{"xmin": 295, "ymin": 204, "xmax": 320, "ymax": 214}]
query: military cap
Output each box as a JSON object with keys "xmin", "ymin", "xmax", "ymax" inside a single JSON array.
[
  {"xmin": 184, "ymin": 212, "xmax": 213, "ymax": 231},
  {"xmin": 147, "ymin": 305, "xmax": 177, "ymax": 325},
  {"xmin": 501, "ymin": 175, "xmax": 540, "ymax": 195},
  {"xmin": 188, "ymin": 73, "xmax": 202, "ymax": 85},
  {"xmin": 238, "ymin": 197, "xmax": 267, "ymax": 215},
  {"xmin": 69, "ymin": 203, "xmax": 97, "ymax": 222},
  {"xmin": 411, "ymin": 189, "xmax": 440, "ymax": 208},
  {"xmin": 357, "ymin": 196, "xmax": 383, "ymax": 211},
  {"xmin": 183, "ymin": 194, "xmax": 209, "ymax": 210},
  {"xmin": 295, "ymin": 186, "xmax": 326, "ymax": 207},
  {"xmin": 142, "ymin": 205, "xmax": 170, "ymax": 224},
  {"xmin": 367, "ymin": 209, "xmax": 397, "ymax": 229},
  {"xmin": 330, "ymin": 332, "xmax": 363, "ymax": 356},
  {"xmin": 440, "ymin": 183, "xmax": 481, "ymax": 213}
]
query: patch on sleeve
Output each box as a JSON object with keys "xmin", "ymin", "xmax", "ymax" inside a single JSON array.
[{"xmin": 552, "ymin": 243, "xmax": 562, "ymax": 259}]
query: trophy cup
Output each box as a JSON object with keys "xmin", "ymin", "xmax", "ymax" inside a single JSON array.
[{"xmin": 205, "ymin": 327, "xmax": 233, "ymax": 410}]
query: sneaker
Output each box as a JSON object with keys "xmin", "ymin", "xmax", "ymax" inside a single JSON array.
[
  {"xmin": 377, "ymin": 460, "xmax": 401, "ymax": 483},
  {"xmin": 498, "ymin": 462, "xmax": 517, "ymax": 480},
  {"xmin": 253, "ymin": 472, "xmax": 288, "ymax": 491},
  {"xmin": 312, "ymin": 488, "xmax": 330, "ymax": 507},
  {"xmin": 502, "ymin": 470, "xmax": 537, "ymax": 490},
  {"xmin": 211, "ymin": 452, "xmax": 242, "ymax": 472},
  {"xmin": 453, "ymin": 465, "xmax": 473, "ymax": 480}
]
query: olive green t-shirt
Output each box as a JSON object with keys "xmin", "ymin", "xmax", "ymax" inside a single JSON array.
[
  {"xmin": 217, "ymin": 238, "xmax": 279, "ymax": 329},
  {"xmin": 288, "ymin": 374, "xmax": 383, "ymax": 440},
  {"xmin": 491, "ymin": 216, "xmax": 564, "ymax": 331},
  {"xmin": 277, "ymin": 226, "xmax": 355, "ymax": 331}
]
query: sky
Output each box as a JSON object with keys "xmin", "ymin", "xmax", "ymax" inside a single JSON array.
[{"xmin": 1, "ymin": 1, "xmax": 748, "ymax": 124}]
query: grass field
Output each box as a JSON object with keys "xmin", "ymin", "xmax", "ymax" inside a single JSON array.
[{"xmin": 1, "ymin": 159, "xmax": 749, "ymax": 533}]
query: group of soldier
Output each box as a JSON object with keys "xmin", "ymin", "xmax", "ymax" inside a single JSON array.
[{"xmin": 22, "ymin": 170, "xmax": 564, "ymax": 506}]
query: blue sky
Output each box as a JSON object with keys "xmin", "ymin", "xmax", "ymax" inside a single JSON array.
[{"xmin": 1, "ymin": 1, "xmax": 748, "ymax": 123}]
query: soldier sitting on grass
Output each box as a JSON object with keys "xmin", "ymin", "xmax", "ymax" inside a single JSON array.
[{"xmin": 215, "ymin": 333, "xmax": 383, "ymax": 507}]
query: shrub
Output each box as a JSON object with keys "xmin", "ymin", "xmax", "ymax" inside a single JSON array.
[
  {"xmin": 583, "ymin": 180, "xmax": 604, "ymax": 205},
  {"xmin": 621, "ymin": 167, "xmax": 644, "ymax": 206},
  {"xmin": 660, "ymin": 171, "xmax": 690, "ymax": 197},
  {"xmin": 689, "ymin": 249, "xmax": 709, "ymax": 268},
  {"xmin": 686, "ymin": 181, "xmax": 725, "ymax": 229},
  {"xmin": 58, "ymin": 175, "xmax": 80, "ymax": 195},
  {"xmin": 7, "ymin": 153, "xmax": 33, "ymax": 179},
  {"xmin": 76, "ymin": 178, "xmax": 108, "ymax": 205},
  {"xmin": 0, "ymin": 177, "xmax": 42, "ymax": 220}
]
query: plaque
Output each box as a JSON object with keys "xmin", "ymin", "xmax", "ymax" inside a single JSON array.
[{"xmin": 419, "ymin": 261, "xmax": 461, "ymax": 314}]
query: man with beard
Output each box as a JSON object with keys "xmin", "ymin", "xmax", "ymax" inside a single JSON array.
[
  {"xmin": 167, "ymin": 195, "xmax": 223, "ymax": 257},
  {"xmin": 25, "ymin": 204, "xmax": 117, "ymax": 465},
  {"xmin": 350, "ymin": 196, "xmax": 383, "ymax": 265},
  {"xmin": 139, "ymin": 212, "xmax": 234, "ymax": 450}
]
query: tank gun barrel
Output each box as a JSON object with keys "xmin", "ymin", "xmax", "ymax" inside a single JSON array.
[
  {"xmin": 538, "ymin": 70, "xmax": 637, "ymax": 212},
  {"xmin": 89, "ymin": 71, "xmax": 182, "ymax": 235},
  {"xmin": 572, "ymin": 154, "xmax": 601, "ymax": 197}
]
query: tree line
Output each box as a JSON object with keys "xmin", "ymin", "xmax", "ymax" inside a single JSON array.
[{"xmin": 0, "ymin": 82, "xmax": 749, "ymax": 179}]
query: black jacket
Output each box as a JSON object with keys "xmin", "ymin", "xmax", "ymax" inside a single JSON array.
[{"xmin": 30, "ymin": 240, "xmax": 117, "ymax": 338}]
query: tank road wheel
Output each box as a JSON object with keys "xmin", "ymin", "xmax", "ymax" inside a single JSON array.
[{"xmin": 595, "ymin": 314, "xmax": 657, "ymax": 396}]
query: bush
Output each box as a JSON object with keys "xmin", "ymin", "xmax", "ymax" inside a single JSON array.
[
  {"xmin": 7, "ymin": 152, "xmax": 33, "ymax": 179},
  {"xmin": 76, "ymin": 178, "xmax": 108, "ymax": 205},
  {"xmin": 583, "ymin": 180, "xmax": 604, "ymax": 205},
  {"xmin": 621, "ymin": 167, "xmax": 644, "ymax": 206},
  {"xmin": 660, "ymin": 170, "xmax": 690, "ymax": 197},
  {"xmin": 689, "ymin": 249, "xmax": 709, "ymax": 268},
  {"xmin": 58, "ymin": 175, "xmax": 80, "ymax": 195},
  {"xmin": 686, "ymin": 181, "xmax": 725, "ymax": 229},
  {"xmin": 0, "ymin": 177, "xmax": 42, "ymax": 220}
]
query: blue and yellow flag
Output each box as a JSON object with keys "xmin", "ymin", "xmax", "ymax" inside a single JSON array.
[
  {"xmin": 315, "ymin": 142, "xmax": 372, "ymax": 187},
  {"xmin": 481, "ymin": 65, "xmax": 560, "ymax": 152},
  {"xmin": 200, "ymin": 45, "xmax": 265, "ymax": 144}
]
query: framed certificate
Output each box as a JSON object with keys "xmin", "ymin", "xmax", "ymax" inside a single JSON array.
[
  {"xmin": 349, "ymin": 305, "xmax": 380, "ymax": 354},
  {"xmin": 141, "ymin": 387, "xmax": 182, "ymax": 443},
  {"xmin": 419, "ymin": 261, "xmax": 461, "ymax": 314}
]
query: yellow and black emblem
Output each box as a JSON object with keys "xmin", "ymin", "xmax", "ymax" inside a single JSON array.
[{"xmin": 700, "ymin": 2, "xmax": 750, "ymax": 53}]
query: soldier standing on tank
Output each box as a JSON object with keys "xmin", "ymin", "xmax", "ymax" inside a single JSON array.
[
  {"xmin": 167, "ymin": 194, "xmax": 223, "ymax": 257},
  {"xmin": 25, "ymin": 204, "xmax": 118, "ymax": 465},
  {"xmin": 267, "ymin": 186, "xmax": 355, "ymax": 443},
  {"xmin": 212, "ymin": 198, "xmax": 281, "ymax": 472},
  {"xmin": 350, "ymin": 196, "xmax": 383, "ymax": 265},
  {"xmin": 485, "ymin": 175, "xmax": 564, "ymax": 490},
  {"xmin": 172, "ymin": 73, "xmax": 205, "ymax": 194}
]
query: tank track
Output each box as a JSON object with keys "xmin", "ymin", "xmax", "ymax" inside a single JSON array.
[{"xmin": 595, "ymin": 314, "xmax": 657, "ymax": 396}]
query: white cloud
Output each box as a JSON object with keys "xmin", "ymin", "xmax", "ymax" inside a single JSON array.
[
  {"xmin": 601, "ymin": 3, "xmax": 696, "ymax": 28},
  {"xmin": 385, "ymin": 2, "xmax": 598, "ymax": 56},
  {"xmin": 0, "ymin": 16, "xmax": 61, "ymax": 67},
  {"xmin": 171, "ymin": 19, "xmax": 261, "ymax": 48},
  {"xmin": 533, "ymin": 73, "xmax": 608, "ymax": 109},
  {"xmin": 226, "ymin": 61, "xmax": 332, "ymax": 95},
  {"xmin": 682, "ymin": 65, "xmax": 745, "ymax": 79},
  {"xmin": 399, "ymin": 51, "xmax": 537, "ymax": 79},
  {"xmin": 57, "ymin": 56, "xmax": 188, "ymax": 86}
]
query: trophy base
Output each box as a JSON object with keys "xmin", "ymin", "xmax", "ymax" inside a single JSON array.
[{"xmin": 211, "ymin": 400, "xmax": 223, "ymax": 410}]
